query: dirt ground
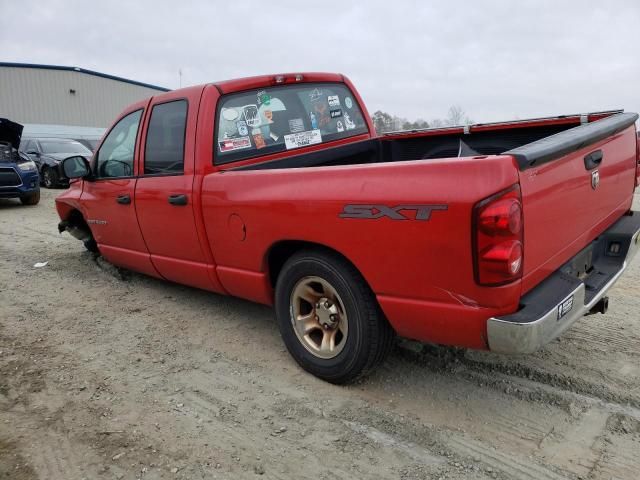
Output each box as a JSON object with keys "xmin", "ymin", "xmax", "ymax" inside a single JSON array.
[{"xmin": 1, "ymin": 188, "xmax": 639, "ymax": 480}]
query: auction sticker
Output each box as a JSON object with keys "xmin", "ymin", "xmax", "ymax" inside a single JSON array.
[
  {"xmin": 219, "ymin": 136, "xmax": 252, "ymax": 152},
  {"xmin": 284, "ymin": 129, "xmax": 322, "ymax": 150},
  {"xmin": 557, "ymin": 294, "xmax": 574, "ymax": 321}
]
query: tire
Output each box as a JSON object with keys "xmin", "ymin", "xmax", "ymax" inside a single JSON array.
[
  {"xmin": 19, "ymin": 190, "xmax": 40, "ymax": 205},
  {"xmin": 42, "ymin": 167, "xmax": 58, "ymax": 188},
  {"xmin": 275, "ymin": 250, "xmax": 395, "ymax": 384}
]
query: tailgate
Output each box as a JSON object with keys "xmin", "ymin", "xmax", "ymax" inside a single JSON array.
[{"xmin": 507, "ymin": 113, "xmax": 639, "ymax": 293}]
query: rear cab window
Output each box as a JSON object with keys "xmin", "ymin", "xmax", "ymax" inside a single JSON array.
[{"xmin": 215, "ymin": 83, "xmax": 368, "ymax": 164}]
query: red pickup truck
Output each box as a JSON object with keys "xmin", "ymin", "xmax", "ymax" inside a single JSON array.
[{"xmin": 56, "ymin": 72, "xmax": 640, "ymax": 383}]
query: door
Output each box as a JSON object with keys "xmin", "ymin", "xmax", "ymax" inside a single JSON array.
[
  {"xmin": 81, "ymin": 108, "xmax": 159, "ymax": 277},
  {"xmin": 134, "ymin": 96, "xmax": 221, "ymax": 292}
]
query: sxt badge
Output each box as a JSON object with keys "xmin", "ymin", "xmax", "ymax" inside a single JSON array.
[{"xmin": 339, "ymin": 204, "xmax": 448, "ymax": 221}]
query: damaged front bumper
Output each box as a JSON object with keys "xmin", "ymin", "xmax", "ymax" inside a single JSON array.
[
  {"xmin": 58, "ymin": 219, "xmax": 92, "ymax": 242},
  {"xmin": 487, "ymin": 211, "xmax": 640, "ymax": 354}
]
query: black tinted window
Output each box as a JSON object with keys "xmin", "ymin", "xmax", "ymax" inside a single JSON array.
[{"xmin": 144, "ymin": 100, "xmax": 187, "ymax": 175}]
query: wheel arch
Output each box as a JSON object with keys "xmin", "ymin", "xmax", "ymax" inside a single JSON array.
[
  {"xmin": 57, "ymin": 206, "xmax": 94, "ymax": 242},
  {"xmin": 266, "ymin": 240, "xmax": 371, "ymax": 291}
]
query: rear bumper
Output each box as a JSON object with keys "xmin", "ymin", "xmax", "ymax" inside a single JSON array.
[{"xmin": 487, "ymin": 212, "xmax": 640, "ymax": 353}]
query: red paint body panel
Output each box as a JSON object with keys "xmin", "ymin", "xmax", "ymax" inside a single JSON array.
[
  {"xmin": 54, "ymin": 73, "xmax": 638, "ymax": 351},
  {"xmin": 519, "ymin": 127, "xmax": 637, "ymax": 293}
]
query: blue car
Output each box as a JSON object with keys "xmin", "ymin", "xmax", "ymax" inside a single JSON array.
[{"xmin": 0, "ymin": 118, "xmax": 40, "ymax": 205}]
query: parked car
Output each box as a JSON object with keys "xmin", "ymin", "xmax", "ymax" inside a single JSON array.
[
  {"xmin": 55, "ymin": 73, "xmax": 640, "ymax": 383},
  {"xmin": 0, "ymin": 118, "xmax": 40, "ymax": 205},
  {"xmin": 20, "ymin": 137, "xmax": 92, "ymax": 188}
]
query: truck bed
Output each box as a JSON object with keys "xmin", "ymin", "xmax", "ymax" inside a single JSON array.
[{"xmin": 227, "ymin": 110, "xmax": 639, "ymax": 298}]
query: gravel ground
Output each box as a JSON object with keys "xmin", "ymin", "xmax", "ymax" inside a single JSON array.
[{"xmin": 1, "ymin": 188, "xmax": 639, "ymax": 480}]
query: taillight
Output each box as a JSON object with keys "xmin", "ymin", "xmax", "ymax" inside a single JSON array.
[{"xmin": 473, "ymin": 185, "xmax": 523, "ymax": 286}]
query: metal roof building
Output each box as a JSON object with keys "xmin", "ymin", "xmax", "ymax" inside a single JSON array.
[{"xmin": 0, "ymin": 62, "xmax": 170, "ymax": 129}]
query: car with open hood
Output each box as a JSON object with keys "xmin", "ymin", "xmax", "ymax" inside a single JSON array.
[{"xmin": 0, "ymin": 118, "xmax": 40, "ymax": 205}]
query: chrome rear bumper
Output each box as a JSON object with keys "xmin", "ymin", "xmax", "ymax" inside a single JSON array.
[{"xmin": 487, "ymin": 212, "xmax": 640, "ymax": 354}]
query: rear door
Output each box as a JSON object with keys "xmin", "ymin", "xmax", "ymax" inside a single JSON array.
[
  {"xmin": 80, "ymin": 106, "xmax": 159, "ymax": 277},
  {"xmin": 518, "ymin": 117, "xmax": 638, "ymax": 292},
  {"xmin": 134, "ymin": 91, "xmax": 220, "ymax": 292}
]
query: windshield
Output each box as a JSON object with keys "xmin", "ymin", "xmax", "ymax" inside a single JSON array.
[
  {"xmin": 215, "ymin": 82, "xmax": 368, "ymax": 163},
  {"xmin": 40, "ymin": 140, "xmax": 91, "ymax": 155}
]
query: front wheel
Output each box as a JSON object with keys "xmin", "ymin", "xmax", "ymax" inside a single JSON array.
[
  {"xmin": 42, "ymin": 167, "xmax": 58, "ymax": 188},
  {"xmin": 20, "ymin": 190, "xmax": 40, "ymax": 205},
  {"xmin": 275, "ymin": 250, "xmax": 394, "ymax": 384}
]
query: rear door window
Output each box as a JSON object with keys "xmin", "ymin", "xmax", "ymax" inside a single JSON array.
[
  {"xmin": 215, "ymin": 83, "xmax": 368, "ymax": 164},
  {"xmin": 144, "ymin": 100, "xmax": 188, "ymax": 175}
]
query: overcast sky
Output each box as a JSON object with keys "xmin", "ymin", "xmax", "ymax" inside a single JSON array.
[{"xmin": 2, "ymin": 0, "xmax": 639, "ymax": 123}]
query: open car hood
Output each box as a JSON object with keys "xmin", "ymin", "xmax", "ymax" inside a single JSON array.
[{"xmin": 0, "ymin": 118, "xmax": 23, "ymax": 150}]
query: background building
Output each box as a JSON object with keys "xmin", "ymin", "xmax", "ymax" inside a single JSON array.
[{"xmin": 0, "ymin": 62, "xmax": 170, "ymax": 139}]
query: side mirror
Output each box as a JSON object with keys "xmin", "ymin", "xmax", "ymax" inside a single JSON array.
[{"xmin": 62, "ymin": 155, "xmax": 91, "ymax": 179}]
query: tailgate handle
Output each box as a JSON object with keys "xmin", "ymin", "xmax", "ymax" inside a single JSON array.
[
  {"xmin": 116, "ymin": 194, "xmax": 131, "ymax": 205},
  {"xmin": 168, "ymin": 194, "xmax": 188, "ymax": 206},
  {"xmin": 584, "ymin": 150, "xmax": 603, "ymax": 170}
]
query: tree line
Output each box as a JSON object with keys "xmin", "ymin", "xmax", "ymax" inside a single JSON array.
[{"xmin": 371, "ymin": 105, "xmax": 473, "ymax": 134}]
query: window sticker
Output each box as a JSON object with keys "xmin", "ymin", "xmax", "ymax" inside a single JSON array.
[
  {"xmin": 289, "ymin": 118, "xmax": 304, "ymax": 133},
  {"xmin": 284, "ymin": 129, "xmax": 322, "ymax": 150},
  {"xmin": 309, "ymin": 88, "xmax": 323, "ymax": 103},
  {"xmin": 236, "ymin": 120, "xmax": 248, "ymax": 136},
  {"xmin": 330, "ymin": 109, "xmax": 342, "ymax": 118},
  {"xmin": 222, "ymin": 108, "xmax": 239, "ymax": 121},
  {"xmin": 328, "ymin": 95, "xmax": 340, "ymax": 107},
  {"xmin": 344, "ymin": 112, "xmax": 356, "ymax": 130},
  {"xmin": 336, "ymin": 120, "xmax": 345, "ymax": 132},
  {"xmin": 252, "ymin": 128, "xmax": 266, "ymax": 149},
  {"xmin": 257, "ymin": 90, "xmax": 270, "ymax": 106},
  {"xmin": 257, "ymin": 97, "xmax": 287, "ymax": 143},
  {"xmin": 345, "ymin": 97, "xmax": 353, "ymax": 109},
  {"xmin": 219, "ymin": 137, "xmax": 251, "ymax": 152},
  {"xmin": 243, "ymin": 105, "xmax": 261, "ymax": 128}
]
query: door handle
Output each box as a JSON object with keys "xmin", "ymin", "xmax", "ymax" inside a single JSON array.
[
  {"xmin": 584, "ymin": 150, "xmax": 603, "ymax": 170},
  {"xmin": 168, "ymin": 194, "xmax": 188, "ymax": 206},
  {"xmin": 116, "ymin": 194, "xmax": 131, "ymax": 205}
]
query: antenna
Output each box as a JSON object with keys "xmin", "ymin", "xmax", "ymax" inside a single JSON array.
[{"xmin": 178, "ymin": 68, "xmax": 183, "ymax": 88}]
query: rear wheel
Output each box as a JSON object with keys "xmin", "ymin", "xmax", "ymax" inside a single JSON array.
[
  {"xmin": 275, "ymin": 250, "xmax": 394, "ymax": 384},
  {"xmin": 19, "ymin": 190, "xmax": 40, "ymax": 205},
  {"xmin": 42, "ymin": 167, "xmax": 58, "ymax": 188}
]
